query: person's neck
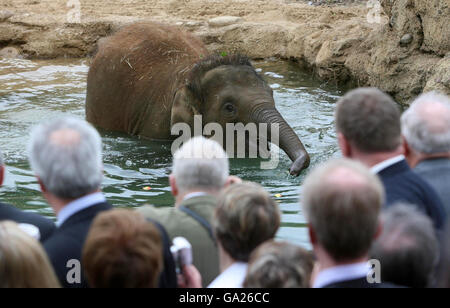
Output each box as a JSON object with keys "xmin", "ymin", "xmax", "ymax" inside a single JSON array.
[
  {"xmin": 315, "ymin": 245, "xmax": 368, "ymax": 272},
  {"xmin": 407, "ymin": 151, "xmax": 450, "ymax": 168},
  {"xmin": 350, "ymin": 148, "xmax": 404, "ymax": 169},
  {"xmin": 45, "ymin": 190, "xmax": 101, "ymax": 216},
  {"xmin": 174, "ymin": 189, "xmax": 218, "ymax": 207},
  {"xmin": 218, "ymin": 243, "xmax": 237, "ymax": 273}
]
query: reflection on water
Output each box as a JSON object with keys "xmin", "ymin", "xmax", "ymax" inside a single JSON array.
[{"xmin": 0, "ymin": 58, "xmax": 343, "ymax": 249}]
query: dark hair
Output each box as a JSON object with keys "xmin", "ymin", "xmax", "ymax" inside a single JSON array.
[
  {"xmin": 187, "ymin": 54, "xmax": 263, "ymax": 103},
  {"xmin": 83, "ymin": 209, "xmax": 163, "ymax": 288},
  {"xmin": 370, "ymin": 204, "xmax": 439, "ymax": 288},
  {"xmin": 336, "ymin": 88, "xmax": 402, "ymax": 153},
  {"xmin": 244, "ymin": 241, "xmax": 314, "ymax": 288},
  {"xmin": 214, "ymin": 182, "xmax": 280, "ymax": 262}
]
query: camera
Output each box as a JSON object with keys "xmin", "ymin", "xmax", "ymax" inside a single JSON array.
[{"xmin": 171, "ymin": 237, "xmax": 193, "ymax": 273}]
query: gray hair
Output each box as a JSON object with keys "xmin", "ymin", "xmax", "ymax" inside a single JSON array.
[
  {"xmin": 244, "ymin": 240, "xmax": 314, "ymax": 288},
  {"xmin": 172, "ymin": 136, "xmax": 229, "ymax": 192},
  {"xmin": 28, "ymin": 117, "xmax": 103, "ymax": 199},
  {"xmin": 335, "ymin": 88, "xmax": 402, "ymax": 153},
  {"xmin": 370, "ymin": 203, "xmax": 439, "ymax": 288},
  {"xmin": 401, "ymin": 92, "xmax": 450, "ymax": 154},
  {"xmin": 302, "ymin": 158, "xmax": 384, "ymax": 262}
]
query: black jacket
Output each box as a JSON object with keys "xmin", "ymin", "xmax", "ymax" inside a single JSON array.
[
  {"xmin": 377, "ymin": 160, "xmax": 447, "ymax": 230},
  {"xmin": 43, "ymin": 202, "xmax": 113, "ymax": 288},
  {"xmin": 0, "ymin": 202, "xmax": 56, "ymax": 242}
]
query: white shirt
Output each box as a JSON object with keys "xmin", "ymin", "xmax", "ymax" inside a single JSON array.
[
  {"xmin": 371, "ymin": 155, "xmax": 405, "ymax": 174},
  {"xmin": 208, "ymin": 262, "xmax": 248, "ymax": 288},
  {"xmin": 313, "ymin": 262, "xmax": 370, "ymax": 288},
  {"xmin": 56, "ymin": 192, "xmax": 106, "ymax": 227}
]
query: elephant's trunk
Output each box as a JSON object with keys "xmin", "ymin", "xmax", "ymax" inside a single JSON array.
[{"xmin": 252, "ymin": 107, "xmax": 310, "ymax": 176}]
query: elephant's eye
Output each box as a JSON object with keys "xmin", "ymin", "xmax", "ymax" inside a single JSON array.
[{"xmin": 224, "ymin": 103, "xmax": 236, "ymax": 114}]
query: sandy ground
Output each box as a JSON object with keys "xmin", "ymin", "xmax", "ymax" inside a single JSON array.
[{"xmin": 0, "ymin": 0, "xmax": 448, "ymax": 103}]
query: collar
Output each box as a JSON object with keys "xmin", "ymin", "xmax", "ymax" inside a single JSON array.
[
  {"xmin": 56, "ymin": 192, "xmax": 106, "ymax": 227},
  {"xmin": 183, "ymin": 192, "xmax": 209, "ymax": 201},
  {"xmin": 371, "ymin": 155, "xmax": 405, "ymax": 174},
  {"xmin": 314, "ymin": 262, "xmax": 370, "ymax": 288},
  {"xmin": 208, "ymin": 262, "xmax": 248, "ymax": 288}
]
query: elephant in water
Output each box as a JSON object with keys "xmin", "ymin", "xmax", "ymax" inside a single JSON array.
[{"xmin": 86, "ymin": 23, "xmax": 310, "ymax": 175}]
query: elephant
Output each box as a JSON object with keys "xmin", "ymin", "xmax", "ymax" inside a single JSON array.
[{"xmin": 86, "ymin": 23, "xmax": 310, "ymax": 175}]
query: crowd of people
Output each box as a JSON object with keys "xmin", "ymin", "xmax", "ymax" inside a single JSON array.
[{"xmin": 0, "ymin": 88, "xmax": 449, "ymax": 288}]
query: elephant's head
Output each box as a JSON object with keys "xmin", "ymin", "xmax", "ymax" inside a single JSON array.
[{"xmin": 170, "ymin": 55, "xmax": 310, "ymax": 176}]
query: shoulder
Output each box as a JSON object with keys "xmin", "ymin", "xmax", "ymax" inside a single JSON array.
[
  {"xmin": 0, "ymin": 202, "xmax": 56, "ymax": 241},
  {"xmin": 137, "ymin": 204, "xmax": 185, "ymax": 225}
]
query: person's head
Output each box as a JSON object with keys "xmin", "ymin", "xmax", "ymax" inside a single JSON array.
[
  {"xmin": 28, "ymin": 117, "xmax": 103, "ymax": 201},
  {"xmin": 370, "ymin": 204, "xmax": 439, "ymax": 288},
  {"xmin": 82, "ymin": 209, "xmax": 163, "ymax": 288},
  {"xmin": 302, "ymin": 158, "xmax": 384, "ymax": 263},
  {"xmin": 438, "ymin": 221, "xmax": 450, "ymax": 288},
  {"xmin": 0, "ymin": 148, "xmax": 4, "ymax": 186},
  {"xmin": 335, "ymin": 88, "xmax": 402, "ymax": 158},
  {"xmin": 171, "ymin": 136, "xmax": 229, "ymax": 198},
  {"xmin": 214, "ymin": 182, "xmax": 280, "ymax": 263},
  {"xmin": 244, "ymin": 241, "xmax": 314, "ymax": 288},
  {"xmin": 401, "ymin": 92, "xmax": 450, "ymax": 165},
  {"xmin": 0, "ymin": 221, "xmax": 60, "ymax": 288}
]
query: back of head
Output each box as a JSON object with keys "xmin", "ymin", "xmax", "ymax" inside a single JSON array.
[
  {"xmin": 401, "ymin": 92, "xmax": 450, "ymax": 155},
  {"xmin": 244, "ymin": 241, "xmax": 314, "ymax": 288},
  {"xmin": 302, "ymin": 158, "xmax": 384, "ymax": 262},
  {"xmin": 370, "ymin": 204, "xmax": 439, "ymax": 288},
  {"xmin": 336, "ymin": 88, "xmax": 401, "ymax": 153},
  {"xmin": 173, "ymin": 136, "xmax": 229, "ymax": 193},
  {"xmin": 0, "ymin": 221, "xmax": 60, "ymax": 288},
  {"xmin": 82, "ymin": 209, "xmax": 163, "ymax": 288},
  {"xmin": 28, "ymin": 117, "xmax": 103, "ymax": 200},
  {"xmin": 214, "ymin": 182, "xmax": 280, "ymax": 262}
]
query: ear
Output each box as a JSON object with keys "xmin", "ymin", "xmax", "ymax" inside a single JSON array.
[
  {"xmin": 169, "ymin": 174, "xmax": 178, "ymax": 198},
  {"xmin": 0, "ymin": 165, "xmax": 4, "ymax": 186},
  {"xmin": 308, "ymin": 224, "xmax": 318, "ymax": 246},
  {"xmin": 402, "ymin": 136, "xmax": 410, "ymax": 157},
  {"xmin": 374, "ymin": 221, "xmax": 383, "ymax": 241},
  {"xmin": 170, "ymin": 86, "xmax": 202, "ymax": 129},
  {"xmin": 338, "ymin": 132, "xmax": 352, "ymax": 158},
  {"xmin": 37, "ymin": 177, "xmax": 47, "ymax": 193}
]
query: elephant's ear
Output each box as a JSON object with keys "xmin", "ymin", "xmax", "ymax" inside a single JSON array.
[{"xmin": 170, "ymin": 86, "xmax": 201, "ymax": 128}]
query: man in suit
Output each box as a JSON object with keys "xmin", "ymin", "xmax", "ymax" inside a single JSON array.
[
  {"xmin": 402, "ymin": 92, "xmax": 450, "ymax": 217},
  {"xmin": 138, "ymin": 136, "xmax": 238, "ymax": 286},
  {"xmin": 0, "ymin": 148, "xmax": 55, "ymax": 242},
  {"xmin": 335, "ymin": 88, "xmax": 446, "ymax": 230},
  {"xmin": 303, "ymin": 159, "xmax": 399, "ymax": 288},
  {"xmin": 28, "ymin": 117, "xmax": 113, "ymax": 288}
]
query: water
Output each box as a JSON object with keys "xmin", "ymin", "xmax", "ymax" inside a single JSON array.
[{"xmin": 0, "ymin": 58, "xmax": 343, "ymax": 249}]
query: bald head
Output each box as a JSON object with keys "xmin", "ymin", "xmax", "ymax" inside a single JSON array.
[
  {"xmin": 302, "ymin": 159, "xmax": 384, "ymax": 262},
  {"xmin": 402, "ymin": 92, "xmax": 450, "ymax": 154}
]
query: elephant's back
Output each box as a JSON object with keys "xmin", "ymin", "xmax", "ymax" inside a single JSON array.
[{"xmin": 86, "ymin": 22, "xmax": 208, "ymax": 138}]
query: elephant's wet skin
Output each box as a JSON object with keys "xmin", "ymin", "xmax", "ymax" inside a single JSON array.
[{"xmin": 86, "ymin": 22, "xmax": 310, "ymax": 175}]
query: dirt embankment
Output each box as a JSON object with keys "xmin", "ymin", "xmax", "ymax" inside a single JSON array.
[{"xmin": 0, "ymin": 0, "xmax": 448, "ymax": 104}]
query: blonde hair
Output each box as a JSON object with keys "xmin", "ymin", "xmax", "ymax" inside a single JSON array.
[{"xmin": 0, "ymin": 221, "xmax": 60, "ymax": 288}]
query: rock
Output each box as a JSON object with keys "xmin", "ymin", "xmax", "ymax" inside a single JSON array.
[
  {"xmin": 208, "ymin": 16, "xmax": 242, "ymax": 28},
  {"xmin": 0, "ymin": 47, "xmax": 20, "ymax": 59},
  {"xmin": 0, "ymin": 10, "xmax": 14, "ymax": 22},
  {"xmin": 400, "ymin": 34, "xmax": 413, "ymax": 47}
]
